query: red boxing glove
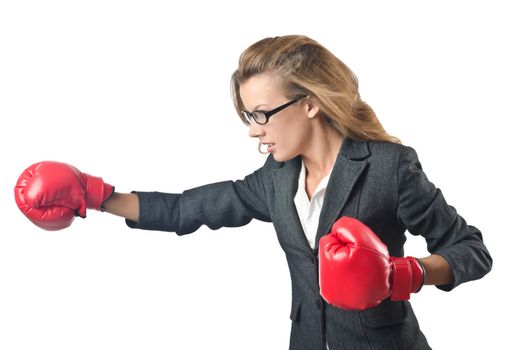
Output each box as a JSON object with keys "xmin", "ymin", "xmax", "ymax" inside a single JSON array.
[
  {"xmin": 319, "ymin": 216, "xmax": 425, "ymax": 310},
  {"xmin": 14, "ymin": 161, "xmax": 114, "ymax": 231}
]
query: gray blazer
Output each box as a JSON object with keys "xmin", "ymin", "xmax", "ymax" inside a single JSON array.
[{"xmin": 126, "ymin": 137, "xmax": 492, "ymax": 350}]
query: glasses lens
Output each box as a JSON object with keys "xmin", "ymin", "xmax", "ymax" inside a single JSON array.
[{"xmin": 253, "ymin": 111, "xmax": 267, "ymax": 125}]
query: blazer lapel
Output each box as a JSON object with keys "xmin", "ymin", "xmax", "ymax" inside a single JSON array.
[
  {"xmin": 271, "ymin": 156, "xmax": 311, "ymax": 252},
  {"xmin": 271, "ymin": 138, "xmax": 371, "ymax": 254},
  {"xmin": 314, "ymin": 138, "xmax": 370, "ymax": 254}
]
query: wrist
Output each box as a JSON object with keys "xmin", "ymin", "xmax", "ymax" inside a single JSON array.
[{"xmin": 417, "ymin": 254, "xmax": 454, "ymax": 286}]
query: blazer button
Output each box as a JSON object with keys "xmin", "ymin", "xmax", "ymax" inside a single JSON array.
[{"xmin": 316, "ymin": 299, "xmax": 322, "ymax": 310}]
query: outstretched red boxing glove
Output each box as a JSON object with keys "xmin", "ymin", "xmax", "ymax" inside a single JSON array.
[
  {"xmin": 319, "ymin": 216, "xmax": 425, "ymax": 310},
  {"xmin": 14, "ymin": 161, "xmax": 114, "ymax": 231}
]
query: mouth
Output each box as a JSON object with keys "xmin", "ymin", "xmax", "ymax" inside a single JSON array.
[{"xmin": 258, "ymin": 142, "xmax": 276, "ymax": 154}]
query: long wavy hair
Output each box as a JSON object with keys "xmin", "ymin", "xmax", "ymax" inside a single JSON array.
[{"xmin": 231, "ymin": 35, "xmax": 401, "ymax": 144}]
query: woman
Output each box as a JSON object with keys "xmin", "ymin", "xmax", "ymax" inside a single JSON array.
[{"xmin": 15, "ymin": 35, "xmax": 492, "ymax": 349}]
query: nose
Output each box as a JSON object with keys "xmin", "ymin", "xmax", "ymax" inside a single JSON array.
[{"xmin": 248, "ymin": 120, "xmax": 265, "ymax": 138}]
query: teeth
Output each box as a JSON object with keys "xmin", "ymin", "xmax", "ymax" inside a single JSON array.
[{"xmin": 258, "ymin": 142, "xmax": 273, "ymax": 154}]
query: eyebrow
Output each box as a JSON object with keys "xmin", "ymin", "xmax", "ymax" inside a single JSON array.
[{"xmin": 251, "ymin": 104, "xmax": 270, "ymax": 111}]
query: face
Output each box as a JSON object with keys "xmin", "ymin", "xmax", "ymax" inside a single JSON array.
[{"xmin": 239, "ymin": 72, "xmax": 318, "ymax": 162}]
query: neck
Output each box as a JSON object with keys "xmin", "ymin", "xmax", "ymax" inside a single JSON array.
[{"xmin": 301, "ymin": 119, "xmax": 344, "ymax": 180}]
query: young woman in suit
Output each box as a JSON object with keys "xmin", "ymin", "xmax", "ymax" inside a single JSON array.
[{"xmin": 15, "ymin": 35, "xmax": 492, "ymax": 350}]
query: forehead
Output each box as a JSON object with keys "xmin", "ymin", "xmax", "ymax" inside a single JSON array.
[{"xmin": 239, "ymin": 72, "xmax": 286, "ymax": 110}]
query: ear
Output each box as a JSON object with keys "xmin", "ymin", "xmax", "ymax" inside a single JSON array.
[{"xmin": 305, "ymin": 99, "xmax": 320, "ymax": 119}]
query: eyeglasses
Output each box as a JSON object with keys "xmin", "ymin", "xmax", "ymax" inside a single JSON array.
[{"xmin": 241, "ymin": 96, "xmax": 306, "ymax": 125}]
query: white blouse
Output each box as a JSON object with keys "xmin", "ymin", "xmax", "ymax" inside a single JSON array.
[
  {"xmin": 293, "ymin": 158, "xmax": 334, "ymax": 349},
  {"xmin": 293, "ymin": 158, "xmax": 334, "ymax": 250}
]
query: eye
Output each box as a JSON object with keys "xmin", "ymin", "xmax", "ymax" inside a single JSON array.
[{"xmin": 252, "ymin": 111, "xmax": 267, "ymax": 123}]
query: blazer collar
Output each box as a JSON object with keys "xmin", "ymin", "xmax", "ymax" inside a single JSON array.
[
  {"xmin": 338, "ymin": 137, "xmax": 371, "ymax": 160},
  {"xmin": 272, "ymin": 137, "xmax": 370, "ymax": 253}
]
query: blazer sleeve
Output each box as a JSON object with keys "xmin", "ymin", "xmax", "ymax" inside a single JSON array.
[
  {"xmin": 125, "ymin": 162, "xmax": 272, "ymax": 235},
  {"xmin": 396, "ymin": 145, "xmax": 492, "ymax": 291}
]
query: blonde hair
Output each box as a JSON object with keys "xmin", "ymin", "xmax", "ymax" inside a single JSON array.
[{"xmin": 231, "ymin": 35, "xmax": 401, "ymax": 144}]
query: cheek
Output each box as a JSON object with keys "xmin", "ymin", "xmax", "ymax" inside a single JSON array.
[{"xmin": 277, "ymin": 117, "xmax": 309, "ymax": 152}]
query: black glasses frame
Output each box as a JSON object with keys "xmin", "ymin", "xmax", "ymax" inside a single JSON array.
[{"xmin": 241, "ymin": 96, "xmax": 306, "ymax": 125}]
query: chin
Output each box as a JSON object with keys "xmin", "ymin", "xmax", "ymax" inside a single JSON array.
[
  {"xmin": 272, "ymin": 151, "xmax": 295, "ymax": 163},
  {"xmin": 271, "ymin": 152, "xmax": 283, "ymax": 162}
]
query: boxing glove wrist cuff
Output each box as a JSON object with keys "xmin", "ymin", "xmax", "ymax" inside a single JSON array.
[
  {"xmin": 391, "ymin": 257, "xmax": 412, "ymax": 301},
  {"xmin": 100, "ymin": 186, "xmax": 115, "ymax": 212},
  {"xmin": 84, "ymin": 174, "xmax": 114, "ymax": 211},
  {"xmin": 390, "ymin": 256, "xmax": 425, "ymax": 301}
]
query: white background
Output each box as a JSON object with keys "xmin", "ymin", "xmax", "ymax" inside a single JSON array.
[{"xmin": 1, "ymin": 1, "xmax": 525, "ymax": 349}]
